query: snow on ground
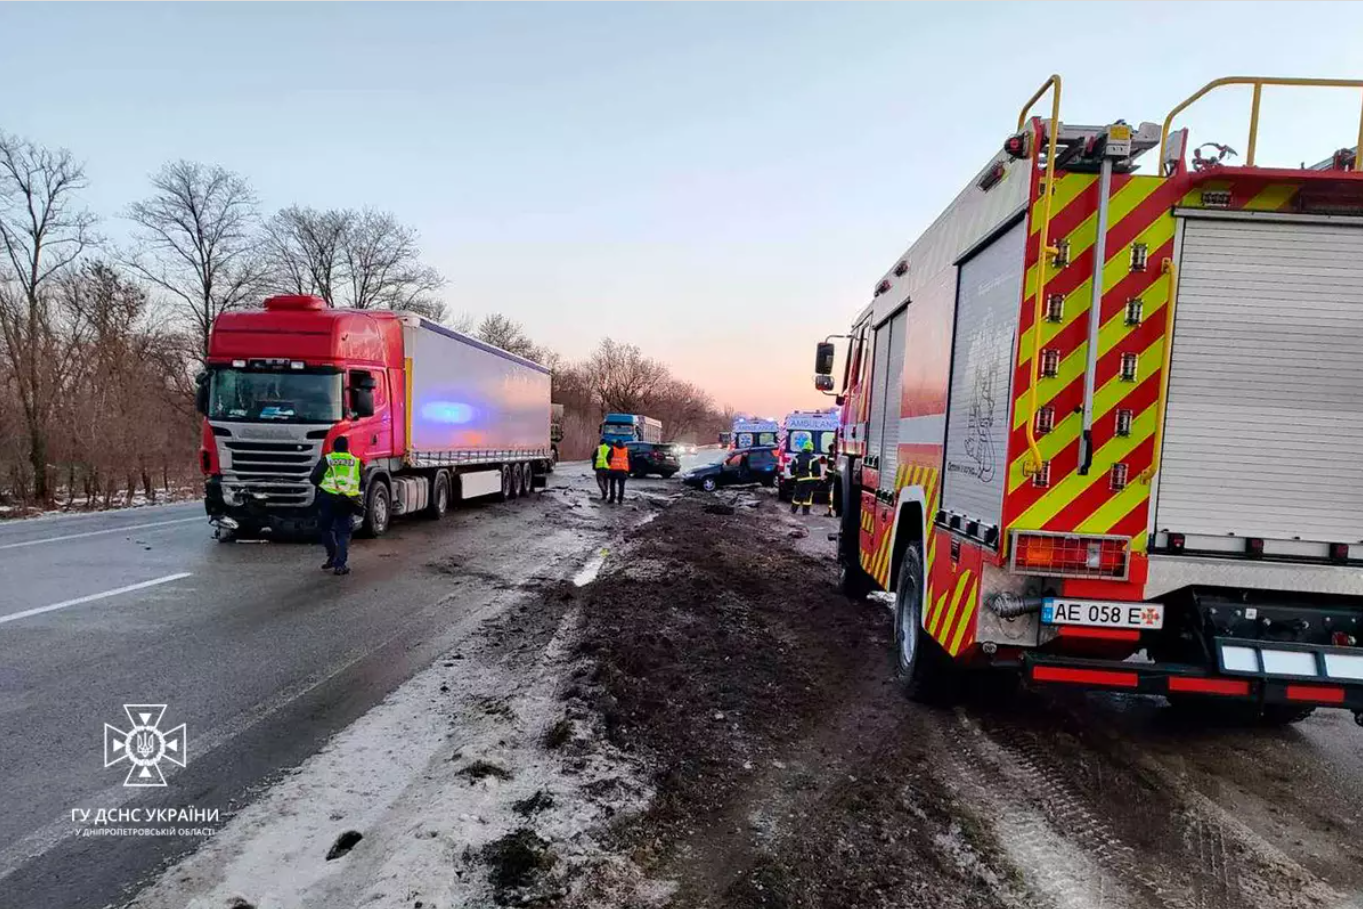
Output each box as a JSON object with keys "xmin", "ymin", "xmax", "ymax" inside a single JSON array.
[{"xmin": 129, "ymin": 570, "xmax": 651, "ymax": 909}]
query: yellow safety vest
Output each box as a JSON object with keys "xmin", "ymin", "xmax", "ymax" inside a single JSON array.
[
  {"xmin": 320, "ymin": 452, "xmax": 361, "ymax": 497},
  {"xmin": 594, "ymin": 444, "xmax": 611, "ymax": 470}
]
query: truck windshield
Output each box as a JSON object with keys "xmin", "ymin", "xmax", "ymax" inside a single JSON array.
[{"xmin": 208, "ymin": 369, "xmax": 342, "ymax": 424}]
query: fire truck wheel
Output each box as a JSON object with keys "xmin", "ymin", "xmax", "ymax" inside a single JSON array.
[
  {"xmin": 361, "ymin": 481, "xmax": 390, "ymax": 538},
  {"xmin": 426, "ymin": 471, "xmax": 450, "ymax": 520},
  {"xmin": 893, "ymin": 544, "xmax": 955, "ymax": 704}
]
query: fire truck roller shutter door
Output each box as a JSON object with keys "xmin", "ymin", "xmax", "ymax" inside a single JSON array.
[
  {"xmin": 879, "ymin": 309, "xmax": 909, "ymax": 495},
  {"xmin": 1155, "ymin": 215, "xmax": 1363, "ymax": 550},
  {"xmin": 866, "ymin": 320, "xmax": 892, "ymax": 471},
  {"xmin": 941, "ymin": 218, "xmax": 1025, "ymax": 530}
]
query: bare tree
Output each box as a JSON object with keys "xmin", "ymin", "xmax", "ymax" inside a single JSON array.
[
  {"xmin": 341, "ymin": 209, "xmax": 445, "ymax": 317},
  {"xmin": 263, "ymin": 205, "xmax": 348, "ymax": 303},
  {"xmin": 0, "ymin": 131, "xmax": 97, "ymax": 500},
  {"xmin": 261, "ymin": 205, "xmax": 447, "ymax": 321},
  {"xmin": 474, "ymin": 313, "xmax": 542, "ymax": 360},
  {"xmin": 585, "ymin": 338, "xmax": 668, "ymax": 413},
  {"xmin": 126, "ymin": 160, "xmax": 265, "ymax": 357}
]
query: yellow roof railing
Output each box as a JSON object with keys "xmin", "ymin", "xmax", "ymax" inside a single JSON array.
[{"xmin": 1159, "ymin": 76, "xmax": 1363, "ymax": 176}]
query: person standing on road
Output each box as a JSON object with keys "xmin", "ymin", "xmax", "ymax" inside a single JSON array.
[
  {"xmin": 791, "ymin": 439, "xmax": 821, "ymax": 516},
  {"xmin": 310, "ymin": 435, "xmax": 365, "ymax": 575},
  {"xmin": 593, "ymin": 437, "xmax": 612, "ymax": 500},
  {"xmin": 607, "ymin": 439, "xmax": 631, "ymax": 504}
]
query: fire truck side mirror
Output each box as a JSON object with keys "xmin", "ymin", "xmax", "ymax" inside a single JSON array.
[
  {"xmin": 814, "ymin": 375, "xmax": 835, "ymax": 392},
  {"xmin": 815, "ymin": 342, "xmax": 836, "ymax": 375},
  {"xmin": 194, "ymin": 371, "xmax": 210, "ymax": 416}
]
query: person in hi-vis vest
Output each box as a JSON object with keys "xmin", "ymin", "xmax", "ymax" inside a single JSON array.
[
  {"xmin": 309, "ymin": 435, "xmax": 365, "ymax": 575},
  {"xmin": 593, "ymin": 438, "xmax": 611, "ymax": 500},
  {"xmin": 607, "ymin": 439, "xmax": 631, "ymax": 504}
]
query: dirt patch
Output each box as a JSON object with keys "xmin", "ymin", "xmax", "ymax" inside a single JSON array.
[{"xmin": 567, "ymin": 491, "xmax": 1022, "ymax": 907}]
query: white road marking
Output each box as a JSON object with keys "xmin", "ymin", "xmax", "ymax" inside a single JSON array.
[
  {"xmin": 0, "ymin": 573, "xmax": 193, "ymax": 626},
  {"xmin": 0, "ymin": 516, "xmax": 202, "ymax": 551}
]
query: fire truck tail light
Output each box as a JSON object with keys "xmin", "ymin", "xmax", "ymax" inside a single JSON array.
[{"xmin": 1011, "ymin": 532, "xmax": 1130, "ymax": 580}]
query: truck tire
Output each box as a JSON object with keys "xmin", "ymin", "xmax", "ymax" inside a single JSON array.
[
  {"xmin": 361, "ymin": 481, "xmax": 391, "ymax": 538},
  {"xmin": 517, "ymin": 462, "xmax": 532, "ymax": 497},
  {"xmin": 508, "ymin": 464, "xmax": 522, "ymax": 500},
  {"xmin": 426, "ymin": 471, "xmax": 450, "ymax": 520},
  {"xmin": 893, "ymin": 544, "xmax": 955, "ymax": 704},
  {"xmin": 498, "ymin": 465, "xmax": 513, "ymax": 501}
]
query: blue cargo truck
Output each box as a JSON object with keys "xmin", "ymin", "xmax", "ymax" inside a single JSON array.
[{"xmin": 600, "ymin": 413, "xmax": 663, "ymax": 444}]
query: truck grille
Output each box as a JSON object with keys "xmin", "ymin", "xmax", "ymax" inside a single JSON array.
[{"xmin": 217, "ymin": 435, "xmax": 321, "ymax": 508}]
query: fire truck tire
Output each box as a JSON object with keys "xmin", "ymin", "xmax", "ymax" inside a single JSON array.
[
  {"xmin": 426, "ymin": 471, "xmax": 450, "ymax": 520},
  {"xmin": 893, "ymin": 544, "xmax": 955, "ymax": 704},
  {"xmin": 361, "ymin": 481, "xmax": 391, "ymax": 538}
]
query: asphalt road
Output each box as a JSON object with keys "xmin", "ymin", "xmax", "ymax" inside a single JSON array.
[{"xmin": 0, "ymin": 462, "xmax": 653, "ymax": 909}]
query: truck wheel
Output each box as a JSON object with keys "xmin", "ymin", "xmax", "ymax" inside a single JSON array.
[
  {"xmin": 509, "ymin": 464, "xmax": 523, "ymax": 500},
  {"xmin": 362, "ymin": 481, "xmax": 391, "ymax": 538},
  {"xmin": 701, "ymin": 476, "xmax": 718, "ymax": 492},
  {"xmin": 517, "ymin": 462, "xmax": 532, "ymax": 497},
  {"xmin": 893, "ymin": 544, "xmax": 955, "ymax": 704},
  {"xmin": 426, "ymin": 471, "xmax": 450, "ymax": 520}
]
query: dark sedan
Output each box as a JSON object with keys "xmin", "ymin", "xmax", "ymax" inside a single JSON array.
[
  {"xmin": 627, "ymin": 441, "xmax": 681, "ymax": 478},
  {"xmin": 680, "ymin": 446, "xmax": 779, "ymax": 492}
]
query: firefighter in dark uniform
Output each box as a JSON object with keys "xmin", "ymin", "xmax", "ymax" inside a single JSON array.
[
  {"xmin": 791, "ymin": 438, "xmax": 821, "ymax": 515},
  {"xmin": 823, "ymin": 435, "xmax": 839, "ymax": 517},
  {"xmin": 310, "ymin": 435, "xmax": 365, "ymax": 575}
]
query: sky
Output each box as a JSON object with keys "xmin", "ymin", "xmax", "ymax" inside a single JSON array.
[{"xmin": 2, "ymin": 2, "xmax": 1362, "ymax": 416}]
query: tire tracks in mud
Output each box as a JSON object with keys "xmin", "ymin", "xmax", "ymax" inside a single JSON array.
[{"xmin": 929, "ymin": 698, "xmax": 1355, "ymax": 909}]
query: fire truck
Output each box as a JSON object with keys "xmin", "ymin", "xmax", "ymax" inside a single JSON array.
[{"xmin": 815, "ymin": 75, "xmax": 1363, "ymax": 725}]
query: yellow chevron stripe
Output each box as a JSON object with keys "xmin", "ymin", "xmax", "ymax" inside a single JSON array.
[
  {"xmin": 947, "ymin": 580, "xmax": 979, "ymax": 656},
  {"xmin": 1029, "ymin": 172, "xmax": 1096, "ymax": 235},
  {"xmin": 1017, "ymin": 176, "xmax": 1166, "ymax": 370},
  {"xmin": 936, "ymin": 570, "xmax": 973, "ymax": 646},
  {"xmin": 1132, "ymin": 530, "xmax": 1148, "ymax": 553},
  {"xmin": 1181, "ymin": 180, "xmax": 1228, "ymax": 206},
  {"xmin": 1013, "ymin": 202, "xmax": 1175, "ymax": 431},
  {"xmin": 1010, "ymin": 405, "xmax": 1158, "ymax": 531},
  {"xmin": 1074, "ymin": 402, "xmax": 1161, "ymax": 534},
  {"xmin": 1245, "ymin": 183, "xmax": 1296, "ymax": 211},
  {"xmin": 928, "ymin": 587, "xmax": 951, "ymax": 639}
]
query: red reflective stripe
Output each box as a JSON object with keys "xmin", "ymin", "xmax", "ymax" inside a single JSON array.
[
  {"xmin": 1031, "ymin": 666, "xmax": 1139, "ymax": 688},
  {"xmin": 1056, "ymin": 626, "xmax": 1142, "ymax": 641},
  {"xmin": 1286, "ymin": 685, "xmax": 1346, "ymax": 704},
  {"xmin": 1168, "ymin": 676, "xmax": 1250, "ymax": 696}
]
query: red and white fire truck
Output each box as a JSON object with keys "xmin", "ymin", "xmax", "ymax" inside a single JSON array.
[{"xmin": 815, "ymin": 75, "xmax": 1363, "ymax": 724}]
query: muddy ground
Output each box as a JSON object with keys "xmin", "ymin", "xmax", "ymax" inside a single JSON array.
[
  {"xmin": 499, "ymin": 488, "xmax": 1363, "ymax": 909},
  {"xmin": 119, "ymin": 472, "xmax": 1363, "ymax": 909}
]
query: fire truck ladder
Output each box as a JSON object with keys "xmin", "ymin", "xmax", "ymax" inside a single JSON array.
[{"xmin": 1019, "ymin": 74, "xmax": 1062, "ymax": 477}]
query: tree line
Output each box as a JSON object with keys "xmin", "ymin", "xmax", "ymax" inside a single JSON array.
[{"xmin": 0, "ymin": 128, "xmax": 729, "ymax": 512}]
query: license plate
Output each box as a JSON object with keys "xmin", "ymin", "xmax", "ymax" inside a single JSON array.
[{"xmin": 1041, "ymin": 598, "xmax": 1164, "ymax": 630}]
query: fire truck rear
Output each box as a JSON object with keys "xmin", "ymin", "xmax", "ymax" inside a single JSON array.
[{"xmin": 816, "ymin": 75, "xmax": 1363, "ymax": 725}]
